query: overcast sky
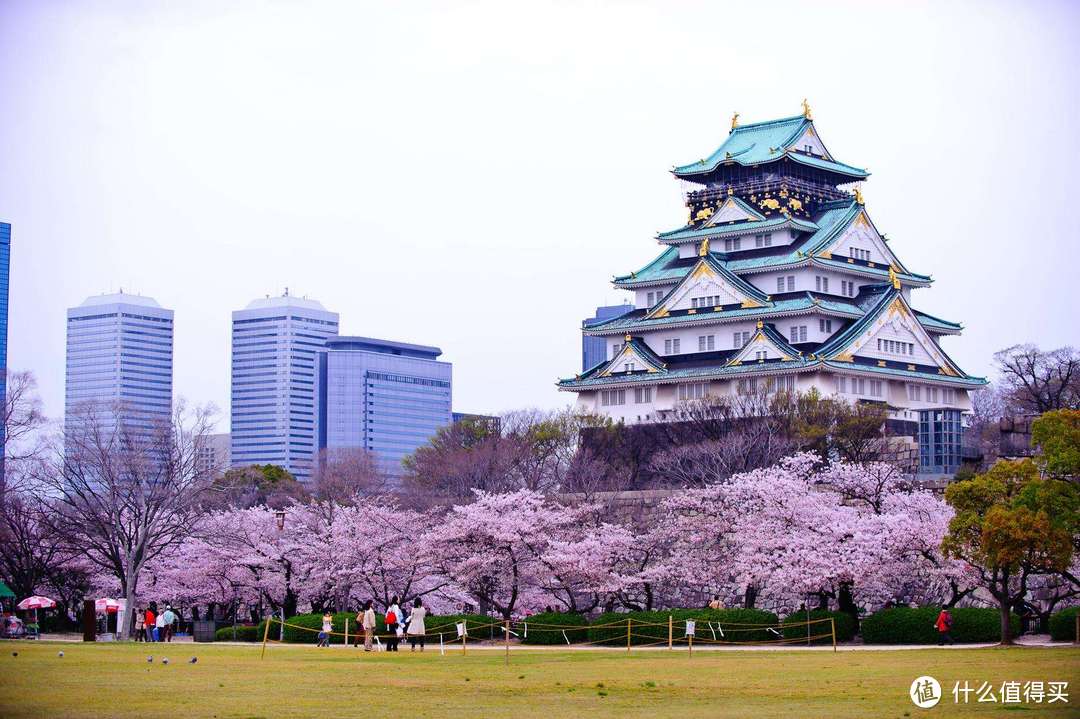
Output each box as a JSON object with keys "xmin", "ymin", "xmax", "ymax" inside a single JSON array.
[{"xmin": 1, "ymin": 0, "xmax": 1077, "ymax": 431}]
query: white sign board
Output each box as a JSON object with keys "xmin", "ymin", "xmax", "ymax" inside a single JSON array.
[{"xmin": 685, "ymin": 619, "xmax": 696, "ymax": 637}]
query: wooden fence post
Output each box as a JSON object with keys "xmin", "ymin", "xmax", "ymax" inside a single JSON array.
[
  {"xmin": 260, "ymin": 616, "xmax": 271, "ymax": 660},
  {"xmin": 626, "ymin": 618, "xmax": 631, "ymax": 653},
  {"xmin": 504, "ymin": 620, "xmax": 510, "ymax": 666},
  {"xmin": 668, "ymin": 615, "xmax": 673, "ymax": 650},
  {"xmin": 831, "ymin": 618, "xmax": 837, "ymax": 653}
]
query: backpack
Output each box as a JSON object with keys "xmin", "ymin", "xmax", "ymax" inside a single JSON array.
[{"xmin": 386, "ymin": 610, "xmax": 397, "ymax": 624}]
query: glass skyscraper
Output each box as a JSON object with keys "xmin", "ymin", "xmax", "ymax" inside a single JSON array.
[
  {"xmin": 319, "ymin": 336, "xmax": 451, "ymax": 481},
  {"xmin": 65, "ymin": 292, "xmax": 174, "ymax": 438},
  {"xmin": 581, "ymin": 303, "xmax": 633, "ymax": 371},
  {"xmin": 230, "ymin": 294, "xmax": 339, "ymax": 482},
  {"xmin": 0, "ymin": 222, "xmax": 10, "ymax": 480}
]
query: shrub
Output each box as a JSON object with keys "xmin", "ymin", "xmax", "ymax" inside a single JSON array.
[
  {"xmin": 861, "ymin": 606, "xmax": 1020, "ymax": 644},
  {"xmin": 780, "ymin": 610, "xmax": 856, "ymax": 644},
  {"xmin": 1048, "ymin": 606, "xmax": 1079, "ymax": 642},
  {"xmin": 519, "ymin": 612, "xmax": 588, "ymax": 645},
  {"xmin": 215, "ymin": 625, "xmax": 260, "ymax": 642},
  {"xmin": 422, "ymin": 614, "xmax": 499, "ymax": 642},
  {"xmin": 586, "ymin": 609, "xmax": 779, "ymax": 646}
]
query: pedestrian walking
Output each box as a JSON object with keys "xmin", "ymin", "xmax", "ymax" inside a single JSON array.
[
  {"xmin": 934, "ymin": 607, "xmax": 954, "ymax": 645},
  {"xmin": 406, "ymin": 597, "xmax": 427, "ymax": 652},
  {"xmin": 385, "ymin": 596, "xmax": 403, "ymax": 652},
  {"xmin": 361, "ymin": 601, "xmax": 376, "ymax": 652},
  {"xmin": 318, "ymin": 612, "xmax": 332, "ymax": 647}
]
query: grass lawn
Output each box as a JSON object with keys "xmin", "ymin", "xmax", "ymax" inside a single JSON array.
[{"xmin": 0, "ymin": 641, "xmax": 1077, "ymax": 718}]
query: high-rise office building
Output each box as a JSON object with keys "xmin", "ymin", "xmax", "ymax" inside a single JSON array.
[
  {"xmin": 0, "ymin": 222, "xmax": 10, "ymax": 480},
  {"xmin": 319, "ymin": 336, "xmax": 451, "ymax": 481},
  {"xmin": 230, "ymin": 293, "xmax": 339, "ymax": 482},
  {"xmin": 582, "ymin": 303, "xmax": 633, "ymax": 371},
  {"xmin": 195, "ymin": 432, "xmax": 231, "ymax": 478},
  {"xmin": 65, "ymin": 292, "xmax": 174, "ymax": 438}
]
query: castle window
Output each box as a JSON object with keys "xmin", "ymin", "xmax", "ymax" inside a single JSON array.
[
  {"xmin": 724, "ymin": 238, "xmax": 742, "ymax": 252},
  {"xmin": 819, "ymin": 319, "xmax": 833, "ymax": 333},
  {"xmin": 870, "ymin": 380, "xmax": 883, "ymax": 397},
  {"xmin": 815, "ymin": 276, "xmax": 830, "ymax": 293},
  {"xmin": 733, "ymin": 331, "xmax": 750, "ymax": 348},
  {"xmin": 697, "ymin": 334, "xmax": 716, "ymax": 351},
  {"xmin": 634, "ymin": 387, "xmax": 652, "ymax": 404},
  {"xmin": 754, "ymin": 234, "xmax": 772, "ymax": 248},
  {"xmin": 664, "ymin": 338, "xmax": 681, "ymax": 355},
  {"xmin": 786, "ymin": 275, "xmax": 795, "ymax": 291},
  {"xmin": 678, "ymin": 382, "xmax": 708, "ymax": 401},
  {"xmin": 601, "ymin": 389, "xmax": 626, "ymax": 406},
  {"xmin": 789, "ymin": 325, "xmax": 807, "ymax": 343},
  {"xmin": 755, "ymin": 350, "xmax": 767, "ymax": 361}
]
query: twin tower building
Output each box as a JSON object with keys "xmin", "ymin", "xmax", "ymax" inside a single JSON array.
[{"xmin": 65, "ymin": 291, "xmax": 452, "ymax": 482}]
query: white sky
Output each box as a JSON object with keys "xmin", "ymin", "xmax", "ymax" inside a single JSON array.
[{"xmin": 1, "ymin": 0, "xmax": 1078, "ymax": 430}]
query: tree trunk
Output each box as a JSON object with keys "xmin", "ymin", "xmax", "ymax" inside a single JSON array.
[
  {"xmin": 743, "ymin": 584, "xmax": 757, "ymax": 609},
  {"xmin": 999, "ymin": 601, "xmax": 1014, "ymax": 645},
  {"xmin": 122, "ymin": 585, "xmax": 136, "ymax": 641}
]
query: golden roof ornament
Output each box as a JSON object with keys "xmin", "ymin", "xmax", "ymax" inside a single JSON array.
[
  {"xmin": 698, "ymin": 238, "xmax": 710, "ymax": 257},
  {"xmin": 854, "ymin": 186, "xmax": 865, "ymax": 205},
  {"xmin": 801, "ymin": 98, "xmax": 812, "ymax": 120},
  {"xmin": 756, "ymin": 320, "xmax": 763, "ymax": 329},
  {"xmin": 889, "ymin": 265, "xmax": 901, "ymax": 290},
  {"xmin": 624, "ymin": 333, "xmax": 632, "ymax": 342},
  {"xmin": 731, "ymin": 112, "xmax": 739, "ymax": 131}
]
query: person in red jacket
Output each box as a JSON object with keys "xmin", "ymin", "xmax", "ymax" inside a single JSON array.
[
  {"xmin": 144, "ymin": 607, "xmax": 156, "ymax": 643},
  {"xmin": 934, "ymin": 608, "xmax": 954, "ymax": 645}
]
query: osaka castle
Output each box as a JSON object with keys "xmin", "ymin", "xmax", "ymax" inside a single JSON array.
[{"xmin": 558, "ymin": 103, "xmax": 986, "ymax": 474}]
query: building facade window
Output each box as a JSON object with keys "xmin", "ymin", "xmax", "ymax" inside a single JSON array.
[
  {"xmin": 724, "ymin": 238, "xmax": 742, "ymax": 252},
  {"xmin": 677, "ymin": 382, "xmax": 708, "ymax": 401},
  {"xmin": 664, "ymin": 338, "xmax": 681, "ymax": 354},
  {"xmin": 789, "ymin": 325, "xmax": 807, "ymax": 342},
  {"xmin": 754, "ymin": 233, "xmax": 772, "ymax": 248},
  {"xmin": 732, "ymin": 331, "xmax": 750, "ymax": 348},
  {"xmin": 919, "ymin": 409, "xmax": 962, "ymax": 474},
  {"xmin": 819, "ymin": 319, "xmax": 833, "ymax": 333},
  {"xmin": 691, "ymin": 295, "xmax": 721, "ymax": 308},
  {"xmin": 634, "ymin": 387, "xmax": 652, "ymax": 404},
  {"xmin": 698, "ymin": 334, "xmax": 715, "ymax": 351},
  {"xmin": 815, "ymin": 276, "xmax": 830, "ymax": 293},
  {"xmin": 600, "ymin": 389, "xmax": 626, "ymax": 406}
]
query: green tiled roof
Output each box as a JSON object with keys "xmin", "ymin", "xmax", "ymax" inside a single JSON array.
[
  {"xmin": 657, "ymin": 216, "xmax": 819, "ymax": 243},
  {"xmin": 672, "ymin": 115, "xmax": 868, "ymax": 180},
  {"xmin": 615, "ymin": 200, "xmax": 930, "ymax": 288},
  {"xmin": 584, "ymin": 295, "xmax": 857, "ymax": 335},
  {"xmin": 913, "ymin": 310, "xmax": 962, "ymax": 333},
  {"xmin": 560, "ymin": 356, "xmax": 817, "ymax": 389},
  {"xmin": 821, "ymin": 361, "xmax": 988, "ymax": 386}
]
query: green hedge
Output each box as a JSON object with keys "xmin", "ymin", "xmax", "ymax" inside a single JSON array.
[
  {"xmin": 271, "ymin": 612, "xmax": 495, "ymax": 644},
  {"xmin": 215, "ymin": 625, "xmax": 261, "ymax": 642},
  {"xmin": 780, "ymin": 610, "xmax": 856, "ymax": 644},
  {"xmin": 1048, "ymin": 606, "xmax": 1079, "ymax": 641},
  {"xmin": 586, "ymin": 609, "xmax": 779, "ymax": 646},
  {"xmin": 861, "ymin": 606, "xmax": 1020, "ymax": 644},
  {"xmin": 519, "ymin": 612, "xmax": 588, "ymax": 645}
]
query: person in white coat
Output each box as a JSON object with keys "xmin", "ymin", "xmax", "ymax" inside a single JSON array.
[{"xmin": 406, "ymin": 597, "xmax": 427, "ymax": 652}]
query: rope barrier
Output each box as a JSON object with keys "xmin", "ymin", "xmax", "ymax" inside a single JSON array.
[{"xmin": 258, "ymin": 615, "xmax": 840, "ymax": 657}]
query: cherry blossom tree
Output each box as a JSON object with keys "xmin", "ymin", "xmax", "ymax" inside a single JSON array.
[{"xmin": 658, "ymin": 453, "xmax": 972, "ymax": 612}]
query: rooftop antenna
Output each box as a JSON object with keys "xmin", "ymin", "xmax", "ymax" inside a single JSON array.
[{"xmin": 284, "ymin": 286, "xmax": 289, "ymax": 297}]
